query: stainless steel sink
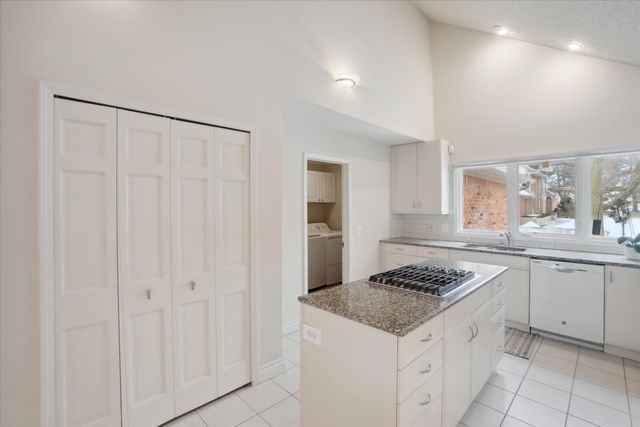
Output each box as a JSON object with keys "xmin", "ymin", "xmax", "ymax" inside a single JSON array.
[{"xmin": 463, "ymin": 243, "xmax": 527, "ymax": 252}]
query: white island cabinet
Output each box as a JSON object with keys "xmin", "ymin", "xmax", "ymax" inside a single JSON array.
[{"xmin": 299, "ymin": 270, "xmax": 506, "ymax": 427}]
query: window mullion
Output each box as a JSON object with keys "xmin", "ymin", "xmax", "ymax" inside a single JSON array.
[{"xmin": 507, "ymin": 163, "xmax": 519, "ymax": 236}]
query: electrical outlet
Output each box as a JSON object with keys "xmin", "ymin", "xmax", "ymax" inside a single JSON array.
[{"xmin": 302, "ymin": 324, "xmax": 321, "ymax": 346}]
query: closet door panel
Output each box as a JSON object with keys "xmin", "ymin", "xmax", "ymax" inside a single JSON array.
[
  {"xmin": 118, "ymin": 110, "xmax": 174, "ymax": 427},
  {"xmin": 171, "ymin": 121, "xmax": 218, "ymax": 415},
  {"xmin": 215, "ymin": 128, "xmax": 251, "ymax": 394},
  {"xmin": 54, "ymin": 99, "xmax": 121, "ymax": 427}
]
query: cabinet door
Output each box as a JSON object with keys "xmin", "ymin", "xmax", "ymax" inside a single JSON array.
[
  {"xmin": 171, "ymin": 121, "xmax": 218, "ymax": 415},
  {"xmin": 391, "ymin": 144, "xmax": 417, "ymax": 213},
  {"xmin": 118, "ymin": 111, "xmax": 174, "ymax": 427},
  {"xmin": 443, "ymin": 319, "xmax": 473, "ymax": 427},
  {"xmin": 470, "ymin": 300, "xmax": 493, "ymax": 398},
  {"xmin": 307, "ymin": 171, "xmax": 321, "ymax": 202},
  {"xmin": 321, "ymin": 172, "xmax": 336, "ymax": 202},
  {"xmin": 54, "ymin": 99, "xmax": 121, "ymax": 427},
  {"xmin": 417, "ymin": 140, "xmax": 449, "ymax": 215},
  {"xmin": 214, "ymin": 128, "xmax": 251, "ymax": 395},
  {"xmin": 504, "ymin": 269, "xmax": 529, "ymax": 327},
  {"xmin": 605, "ymin": 266, "xmax": 640, "ymax": 352}
]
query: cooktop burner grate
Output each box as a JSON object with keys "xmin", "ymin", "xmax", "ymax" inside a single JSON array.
[{"xmin": 368, "ymin": 264, "xmax": 476, "ymax": 297}]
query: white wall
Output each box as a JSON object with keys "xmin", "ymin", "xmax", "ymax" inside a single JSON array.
[
  {"xmin": 281, "ymin": 119, "xmax": 391, "ymax": 328},
  {"xmin": 430, "ymin": 22, "xmax": 640, "ymax": 165},
  {"xmin": 0, "ymin": 2, "xmax": 433, "ymax": 425}
]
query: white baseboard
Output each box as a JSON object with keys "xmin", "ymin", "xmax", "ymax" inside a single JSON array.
[
  {"xmin": 505, "ymin": 321, "xmax": 529, "ymax": 332},
  {"xmin": 256, "ymin": 358, "xmax": 287, "ymax": 383},
  {"xmin": 282, "ymin": 318, "xmax": 300, "ymax": 335},
  {"xmin": 605, "ymin": 344, "xmax": 640, "ymax": 362}
]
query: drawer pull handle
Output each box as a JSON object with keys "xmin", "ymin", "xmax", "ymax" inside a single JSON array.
[
  {"xmin": 496, "ymin": 282, "xmax": 504, "ymax": 287},
  {"xmin": 145, "ymin": 288, "xmax": 152, "ymax": 300},
  {"xmin": 497, "ymin": 345, "xmax": 503, "ymax": 352},
  {"xmin": 397, "ymin": 247, "xmax": 404, "ymax": 251},
  {"xmin": 420, "ymin": 333, "xmax": 433, "ymax": 343},
  {"xmin": 419, "ymin": 393, "xmax": 432, "ymax": 406},
  {"xmin": 468, "ymin": 326, "xmax": 474, "ymax": 342},
  {"xmin": 496, "ymin": 300, "xmax": 504, "ymax": 306},
  {"xmin": 190, "ymin": 280, "xmax": 196, "ymax": 291},
  {"xmin": 419, "ymin": 363, "xmax": 432, "ymax": 374}
]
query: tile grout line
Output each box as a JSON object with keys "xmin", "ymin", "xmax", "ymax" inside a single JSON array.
[
  {"xmin": 498, "ymin": 336, "xmax": 541, "ymax": 426},
  {"xmin": 624, "ymin": 365, "xmax": 633, "ymax": 427},
  {"xmin": 564, "ymin": 345, "xmax": 580, "ymax": 426}
]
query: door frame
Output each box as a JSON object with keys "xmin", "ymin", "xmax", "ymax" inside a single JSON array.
[
  {"xmin": 38, "ymin": 81, "xmax": 258, "ymax": 426},
  {"xmin": 302, "ymin": 152, "xmax": 351, "ymax": 294}
]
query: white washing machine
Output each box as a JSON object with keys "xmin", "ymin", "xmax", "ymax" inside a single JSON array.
[{"xmin": 307, "ymin": 223, "xmax": 342, "ymax": 289}]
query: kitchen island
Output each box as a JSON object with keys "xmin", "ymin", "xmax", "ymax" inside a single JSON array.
[{"xmin": 298, "ymin": 259, "xmax": 507, "ymax": 427}]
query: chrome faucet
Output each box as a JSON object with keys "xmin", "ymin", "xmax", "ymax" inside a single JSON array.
[{"xmin": 500, "ymin": 231, "xmax": 513, "ymax": 247}]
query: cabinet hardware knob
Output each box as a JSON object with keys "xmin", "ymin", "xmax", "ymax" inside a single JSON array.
[
  {"xmin": 419, "ymin": 393, "xmax": 432, "ymax": 406},
  {"xmin": 419, "ymin": 364, "xmax": 432, "ymax": 374},
  {"xmin": 190, "ymin": 280, "xmax": 196, "ymax": 291},
  {"xmin": 561, "ymin": 320, "xmax": 567, "ymax": 325},
  {"xmin": 145, "ymin": 288, "xmax": 152, "ymax": 300},
  {"xmin": 420, "ymin": 333, "xmax": 433, "ymax": 342}
]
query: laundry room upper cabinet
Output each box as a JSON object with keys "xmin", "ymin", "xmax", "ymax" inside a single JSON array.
[{"xmin": 391, "ymin": 139, "xmax": 450, "ymax": 215}]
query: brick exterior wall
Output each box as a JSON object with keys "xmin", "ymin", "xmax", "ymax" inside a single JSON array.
[{"xmin": 463, "ymin": 175, "xmax": 508, "ymax": 231}]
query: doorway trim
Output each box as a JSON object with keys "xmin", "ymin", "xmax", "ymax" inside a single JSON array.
[
  {"xmin": 302, "ymin": 152, "xmax": 351, "ymax": 296},
  {"xmin": 38, "ymin": 81, "xmax": 260, "ymax": 426}
]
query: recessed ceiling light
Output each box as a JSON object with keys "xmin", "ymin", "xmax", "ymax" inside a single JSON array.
[
  {"xmin": 567, "ymin": 40, "xmax": 585, "ymax": 51},
  {"xmin": 493, "ymin": 26, "xmax": 509, "ymax": 36},
  {"xmin": 334, "ymin": 73, "xmax": 360, "ymax": 90}
]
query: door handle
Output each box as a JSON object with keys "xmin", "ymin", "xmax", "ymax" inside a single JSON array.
[
  {"xmin": 419, "ymin": 363, "xmax": 432, "ymax": 374},
  {"xmin": 419, "ymin": 393, "xmax": 432, "ymax": 406},
  {"xmin": 420, "ymin": 333, "xmax": 433, "ymax": 343},
  {"xmin": 190, "ymin": 280, "xmax": 196, "ymax": 291},
  {"xmin": 472, "ymin": 321, "xmax": 479, "ymax": 338},
  {"xmin": 145, "ymin": 288, "xmax": 152, "ymax": 300},
  {"xmin": 468, "ymin": 325, "xmax": 474, "ymax": 342}
]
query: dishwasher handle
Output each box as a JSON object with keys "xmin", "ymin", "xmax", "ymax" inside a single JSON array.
[{"xmin": 546, "ymin": 264, "xmax": 587, "ymax": 273}]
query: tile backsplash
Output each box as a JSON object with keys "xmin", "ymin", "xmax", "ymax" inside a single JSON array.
[{"xmin": 390, "ymin": 214, "xmax": 624, "ymax": 255}]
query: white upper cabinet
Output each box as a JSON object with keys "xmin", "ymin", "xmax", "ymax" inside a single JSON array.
[
  {"xmin": 391, "ymin": 143, "xmax": 418, "ymax": 213},
  {"xmin": 307, "ymin": 170, "xmax": 336, "ymax": 203},
  {"xmin": 391, "ymin": 140, "xmax": 450, "ymax": 215},
  {"xmin": 605, "ymin": 266, "xmax": 640, "ymax": 353}
]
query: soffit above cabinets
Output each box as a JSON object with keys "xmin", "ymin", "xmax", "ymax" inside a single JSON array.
[{"xmin": 413, "ymin": 0, "xmax": 640, "ymax": 66}]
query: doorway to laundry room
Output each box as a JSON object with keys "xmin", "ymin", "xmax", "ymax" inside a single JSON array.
[{"xmin": 303, "ymin": 154, "xmax": 350, "ymax": 294}]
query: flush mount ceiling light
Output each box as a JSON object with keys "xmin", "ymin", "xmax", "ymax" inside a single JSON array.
[
  {"xmin": 493, "ymin": 26, "xmax": 509, "ymax": 36},
  {"xmin": 567, "ymin": 40, "xmax": 585, "ymax": 51},
  {"xmin": 334, "ymin": 73, "xmax": 360, "ymax": 90}
]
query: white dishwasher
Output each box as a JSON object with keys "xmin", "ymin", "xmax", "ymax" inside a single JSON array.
[{"xmin": 530, "ymin": 259, "xmax": 604, "ymax": 344}]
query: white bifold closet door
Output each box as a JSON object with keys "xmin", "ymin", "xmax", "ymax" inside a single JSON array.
[
  {"xmin": 53, "ymin": 99, "xmax": 121, "ymax": 427},
  {"xmin": 117, "ymin": 110, "xmax": 175, "ymax": 427},
  {"xmin": 214, "ymin": 128, "xmax": 251, "ymax": 394},
  {"xmin": 170, "ymin": 120, "xmax": 218, "ymax": 415}
]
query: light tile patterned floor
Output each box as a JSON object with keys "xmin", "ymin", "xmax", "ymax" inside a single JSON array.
[
  {"xmin": 166, "ymin": 330, "xmax": 301, "ymax": 427},
  {"xmin": 461, "ymin": 337, "xmax": 640, "ymax": 427},
  {"xmin": 167, "ymin": 331, "xmax": 640, "ymax": 427}
]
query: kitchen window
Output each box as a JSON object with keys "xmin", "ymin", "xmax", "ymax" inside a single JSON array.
[
  {"xmin": 455, "ymin": 150, "xmax": 640, "ymax": 244},
  {"xmin": 589, "ymin": 152, "xmax": 640, "ymax": 238}
]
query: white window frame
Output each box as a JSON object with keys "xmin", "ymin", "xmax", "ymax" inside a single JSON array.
[{"xmin": 454, "ymin": 150, "xmax": 640, "ymax": 248}]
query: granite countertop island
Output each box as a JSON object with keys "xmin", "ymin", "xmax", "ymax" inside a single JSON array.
[
  {"xmin": 298, "ymin": 259, "xmax": 507, "ymax": 337},
  {"xmin": 381, "ymin": 237, "xmax": 640, "ymax": 269}
]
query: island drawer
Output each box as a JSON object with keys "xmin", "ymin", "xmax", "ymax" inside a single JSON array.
[
  {"xmin": 385, "ymin": 243, "xmax": 417, "ymax": 256},
  {"xmin": 397, "ymin": 339, "xmax": 443, "ymax": 403},
  {"xmin": 398, "ymin": 314, "xmax": 444, "ymax": 369},
  {"xmin": 407, "ymin": 395, "xmax": 441, "ymax": 427},
  {"xmin": 491, "ymin": 290, "xmax": 506, "ymax": 315},
  {"xmin": 491, "ymin": 307, "xmax": 506, "ymax": 331},
  {"xmin": 491, "ymin": 326, "xmax": 505, "ymax": 372},
  {"xmin": 444, "ymin": 284, "xmax": 491, "ymax": 332},
  {"xmin": 397, "ymin": 368, "xmax": 442, "ymax": 427},
  {"xmin": 491, "ymin": 277, "xmax": 506, "ymax": 296},
  {"xmin": 416, "ymin": 246, "xmax": 449, "ymax": 259}
]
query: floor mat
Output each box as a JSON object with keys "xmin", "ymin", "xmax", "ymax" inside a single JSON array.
[{"xmin": 504, "ymin": 327, "xmax": 541, "ymax": 359}]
